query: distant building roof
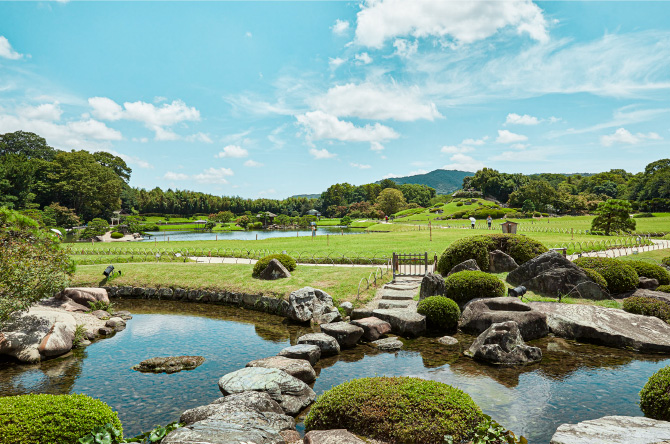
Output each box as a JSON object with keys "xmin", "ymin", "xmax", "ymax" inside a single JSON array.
[
  {"xmin": 264, "ymin": 212, "xmax": 277, "ymax": 217},
  {"xmin": 306, "ymin": 209, "xmax": 321, "ymax": 215}
]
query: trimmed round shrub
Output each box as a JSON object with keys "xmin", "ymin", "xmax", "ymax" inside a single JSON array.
[
  {"xmin": 304, "ymin": 376, "xmax": 484, "ymax": 443},
  {"xmin": 573, "ymin": 257, "xmax": 639, "ymax": 294},
  {"xmin": 417, "ymin": 296, "xmax": 460, "ymax": 332},
  {"xmin": 640, "ymin": 366, "xmax": 670, "ymax": 420},
  {"xmin": 444, "ymin": 270, "xmax": 506, "ymax": 306},
  {"xmin": 252, "ymin": 253, "xmax": 297, "ymax": 277},
  {"xmin": 624, "ymin": 260, "xmax": 670, "ymax": 285},
  {"xmin": 110, "ymin": 231, "xmax": 124, "ymax": 239},
  {"xmin": 436, "ymin": 234, "xmax": 547, "ymax": 275},
  {"xmin": 579, "ymin": 267, "xmax": 608, "ymax": 289},
  {"xmin": 662, "ymin": 256, "xmax": 670, "ymax": 267},
  {"xmin": 0, "ymin": 393, "xmax": 123, "ymax": 444},
  {"xmin": 622, "ymin": 297, "xmax": 670, "ymax": 322},
  {"xmin": 657, "ymin": 285, "xmax": 670, "ymax": 293}
]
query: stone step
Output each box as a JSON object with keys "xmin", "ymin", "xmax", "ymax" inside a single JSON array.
[
  {"xmin": 384, "ymin": 284, "xmax": 420, "ymax": 291},
  {"xmin": 377, "ymin": 300, "xmax": 410, "ymax": 309},
  {"xmin": 381, "ymin": 293, "xmax": 415, "ymax": 301}
]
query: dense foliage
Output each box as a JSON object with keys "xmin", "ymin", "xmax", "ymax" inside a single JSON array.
[
  {"xmin": 624, "ymin": 260, "xmax": 670, "ymax": 285},
  {"xmin": 591, "ymin": 199, "xmax": 636, "ymax": 235},
  {"xmin": 304, "ymin": 377, "xmax": 485, "ymax": 443},
  {"xmin": 444, "ymin": 271, "xmax": 506, "ymax": 306},
  {"xmin": 657, "ymin": 285, "xmax": 670, "ymax": 293},
  {"xmin": 78, "ymin": 421, "xmax": 182, "ymax": 444},
  {"xmin": 578, "ymin": 267, "xmax": 608, "ymax": 289},
  {"xmin": 0, "ymin": 394, "xmax": 122, "ymax": 444},
  {"xmin": 622, "ymin": 297, "xmax": 670, "ymax": 323},
  {"xmin": 573, "ymin": 257, "xmax": 639, "ymax": 294},
  {"xmin": 640, "ymin": 366, "xmax": 670, "ymax": 420},
  {"xmin": 417, "ymin": 296, "xmax": 460, "ymax": 332},
  {"xmin": 252, "ymin": 254, "xmax": 297, "ymax": 277}
]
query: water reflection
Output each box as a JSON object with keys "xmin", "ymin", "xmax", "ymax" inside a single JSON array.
[{"xmin": 139, "ymin": 227, "xmax": 363, "ymax": 242}]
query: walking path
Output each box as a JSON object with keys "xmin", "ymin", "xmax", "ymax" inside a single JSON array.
[
  {"xmin": 366, "ymin": 276, "xmax": 422, "ymax": 311},
  {"xmin": 567, "ymin": 239, "xmax": 669, "ymax": 261}
]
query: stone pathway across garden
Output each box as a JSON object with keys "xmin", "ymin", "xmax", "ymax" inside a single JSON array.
[
  {"xmin": 367, "ymin": 276, "xmax": 421, "ymax": 311},
  {"xmin": 566, "ymin": 239, "xmax": 669, "ymax": 261}
]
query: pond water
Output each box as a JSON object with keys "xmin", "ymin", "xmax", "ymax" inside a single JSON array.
[
  {"xmin": 140, "ymin": 226, "xmax": 363, "ymax": 242},
  {"xmin": 1, "ymin": 300, "xmax": 668, "ymax": 443}
]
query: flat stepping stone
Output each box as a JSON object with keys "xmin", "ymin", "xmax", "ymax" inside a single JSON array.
[
  {"xmin": 377, "ymin": 300, "xmax": 410, "ymax": 310},
  {"xmin": 319, "ymin": 322, "xmax": 364, "ymax": 348},
  {"xmin": 133, "ymin": 356, "xmax": 205, "ymax": 374},
  {"xmin": 384, "ymin": 284, "xmax": 420, "ymax": 291},
  {"xmin": 371, "ymin": 337, "xmax": 403, "ymax": 351},
  {"xmin": 247, "ymin": 356, "xmax": 316, "ymax": 383},
  {"xmin": 381, "ymin": 292, "xmax": 415, "ymax": 301},
  {"xmin": 351, "ymin": 317, "xmax": 392, "ymax": 342},
  {"xmin": 550, "ymin": 415, "xmax": 670, "ymax": 444},
  {"xmin": 278, "ymin": 344, "xmax": 321, "ymax": 366},
  {"xmin": 297, "ymin": 333, "xmax": 340, "ymax": 356},
  {"xmin": 372, "ymin": 309, "xmax": 426, "ymax": 338}
]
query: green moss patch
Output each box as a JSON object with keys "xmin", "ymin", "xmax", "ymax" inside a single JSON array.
[{"xmin": 641, "ymin": 366, "xmax": 670, "ymax": 420}]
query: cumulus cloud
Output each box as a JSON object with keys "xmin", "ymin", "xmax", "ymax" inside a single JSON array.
[
  {"xmin": 496, "ymin": 129, "xmax": 528, "ymax": 143},
  {"xmin": 244, "ymin": 159, "xmax": 263, "ymax": 167},
  {"xmin": 329, "ymin": 57, "xmax": 347, "ymax": 70},
  {"xmin": 441, "ymin": 136, "xmax": 487, "ymax": 154},
  {"xmin": 0, "ymin": 36, "xmax": 23, "ymax": 60},
  {"xmin": 68, "ymin": 119, "xmax": 123, "ymax": 141},
  {"xmin": 164, "ymin": 172, "xmax": 189, "ymax": 181},
  {"xmin": 296, "ymin": 111, "xmax": 399, "ymax": 147},
  {"xmin": 354, "ymin": 52, "xmax": 373, "ymax": 65},
  {"xmin": 350, "ymin": 162, "xmax": 371, "ymax": 169},
  {"xmin": 194, "ymin": 167, "xmax": 234, "ymax": 184},
  {"xmin": 18, "ymin": 102, "xmax": 63, "ymax": 121},
  {"xmin": 506, "ymin": 113, "xmax": 540, "ymax": 125},
  {"xmin": 355, "ymin": 0, "xmax": 548, "ymax": 48},
  {"xmin": 332, "ymin": 19, "xmax": 350, "ymax": 36},
  {"xmin": 186, "ymin": 132, "xmax": 213, "ymax": 143},
  {"xmin": 393, "ymin": 39, "xmax": 418, "ymax": 58},
  {"xmin": 370, "ymin": 141, "xmax": 385, "ymax": 152},
  {"xmin": 312, "ymin": 82, "xmax": 441, "ymax": 122},
  {"xmin": 600, "ymin": 127, "xmax": 662, "ymax": 146},
  {"xmin": 309, "ymin": 148, "xmax": 337, "ymax": 159},
  {"xmin": 215, "ymin": 145, "xmax": 249, "ymax": 158},
  {"xmin": 384, "ymin": 169, "xmax": 428, "ymax": 178},
  {"xmin": 442, "ymin": 153, "xmax": 485, "ymax": 171}
]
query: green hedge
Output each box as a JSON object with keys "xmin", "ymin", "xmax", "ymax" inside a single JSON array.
[
  {"xmin": 640, "ymin": 366, "xmax": 670, "ymax": 420},
  {"xmin": 578, "ymin": 267, "xmax": 608, "ymax": 289},
  {"xmin": 662, "ymin": 257, "xmax": 670, "ymax": 267},
  {"xmin": 417, "ymin": 296, "xmax": 460, "ymax": 332},
  {"xmin": 624, "ymin": 260, "xmax": 670, "ymax": 285},
  {"xmin": 0, "ymin": 394, "xmax": 122, "ymax": 444},
  {"xmin": 622, "ymin": 297, "xmax": 670, "ymax": 322},
  {"xmin": 304, "ymin": 377, "xmax": 484, "ymax": 443},
  {"xmin": 110, "ymin": 232, "xmax": 124, "ymax": 239},
  {"xmin": 252, "ymin": 254, "xmax": 297, "ymax": 277},
  {"xmin": 657, "ymin": 285, "xmax": 670, "ymax": 293},
  {"xmin": 573, "ymin": 257, "xmax": 639, "ymax": 294},
  {"xmin": 436, "ymin": 234, "xmax": 547, "ymax": 274},
  {"xmin": 444, "ymin": 271, "xmax": 506, "ymax": 306}
]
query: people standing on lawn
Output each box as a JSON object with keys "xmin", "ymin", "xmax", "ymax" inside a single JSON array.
[
  {"xmin": 487, "ymin": 215, "xmax": 492, "ymax": 229},
  {"xmin": 469, "ymin": 216, "xmax": 476, "ymax": 229}
]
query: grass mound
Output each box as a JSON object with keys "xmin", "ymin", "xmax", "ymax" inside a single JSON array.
[
  {"xmin": 417, "ymin": 296, "xmax": 460, "ymax": 332},
  {"xmin": 623, "ymin": 297, "xmax": 670, "ymax": 323},
  {"xmin": 573, "ymin": 257, "xmax": 639, "ymax": 294},
  {"xmin": 252, "ymin": 253, "xmax": 297, "ymax": 277},
  {"xmin": 444, "ymin": 270, "xmax": 506, "ymax": 306}
]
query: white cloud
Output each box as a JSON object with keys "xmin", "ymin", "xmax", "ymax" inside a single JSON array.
[
  {"xmin": 215, "ymin": 145, "xmax": 249, "ymax": 158},
  {"xmin": 442, "ymin": 154, "xmax": 484, "ymax": 171},
  {"xmin": 384, "ymin": 169, "xmax": 428, "ymax": 179},
  {"xmin": 506, "ymin": 113, "xmax": 540, "ymax": 125},
  {"xmin": 332, "ymin": 19, "xmax": 350, "ymax": 36},
  {"xmin": 89, "ymin": 97, "xmax": 124, "ymax": 121},
  {"xmin": 441, "ymin": 145, "xmax": 473, "ymax": 154},
  {"xmin": 355, "ymin": 0, "xmax": 548, "ymax": 48},
  {"xmin": 244, "ymin": 159, "xmax": 263, "ymax": 167},
  {"xmin": 393, "ymin": 39, "xmax": 418, "ymax": 58},
  {"xmin": 104, "ymin": 149, "xmax": 153, "ymax": 169},
  {"xmin": 511, "ymin": 143, "xmax": 529, "ymax": 150},
  {"xmin": 600, "ymin": 127, "xmax": 663, "ymax": 146},
  {"xmin": 18, "ymin": 103, "xmax": 63, "ymax": 121},
  {"xmin": 329, "ymin": 57, "xmax": 347, "ymax": 70},
  {"xmin": 164, "ymin": 172, "xmax": 189, "ymax": 181},
  {"xmin": 296, "ymin": 111, "xmax": 399, "ymax": 146},
  {"xmin": 186, "ymin": 132, "xmax": 213, "ymax": 143},
  {"xmin": 462, "ymin": 136, "xmax": 488, "ymax": 146},
  {"xmin": 68, "ymin": 119, "xmax": 123, "ymax": 141},
  {"xmin": 309, "ymin": 148, "xmax": 337, "ymax": 159},
  {"xmin": 370, "ymin": 141, "xmax": 385, "ymax": 151},
  {"xmin": 354, "ymin": 52, "xmax": 373, "ymax": 65},
  {"xmin": 194, "ymin": 167, "xmax": 234, "ymax": 184},
  {"xmin": 350, "ymin": 162, "xmax": 371, "ymax": 169},
  {"xmin": 245, "ymin": 32, "xmax": 253, "ymax": 38},
  {"xmin": 496, "ymin": 129, "xmax": 528, "ymax": 143},
  {"xmin": 0, "ymin": 36, "xmax": 23, "ymax": 60},
  {"xmin": 312, "ymin": 82, "xmax": 441, "ymax": 122},
  {"xmin": 268, "ymin": 125, "xmax": 287, "ymax": 149}
]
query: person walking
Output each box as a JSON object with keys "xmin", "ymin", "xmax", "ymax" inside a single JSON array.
[
  {"xmin": 487, "ymin": 215, "xmax": 492, "ymax": 230},
  {"xmin": 469, "ymin": 216, "xmax": 476, "ymax": 229}
]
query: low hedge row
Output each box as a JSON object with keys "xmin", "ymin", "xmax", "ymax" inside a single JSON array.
[
  {"xmin": 624, "ymin": 260, "xmax": 670, "ymax": 285},
  {"xmin": 252, "ymin": 254, "xmax": 297, "ymax": 277},
  {"xmin": 622, "ymin": 297, "xmax": 670, "ymax": 323},
  {"xmin": 573, "ymin": 257, "xmax": 639, "ymax": 294}
]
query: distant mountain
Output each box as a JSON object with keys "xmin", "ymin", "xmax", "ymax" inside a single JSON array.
[
  {"xmin": 290, "ymin": 193, "xmax": 321, "ymax": 199},
  {"xmin": 380, "ymin": 169, "xmax": 474, "ymax": 194}
]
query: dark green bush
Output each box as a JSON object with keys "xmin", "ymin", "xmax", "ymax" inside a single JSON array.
[
  {"xmin": 304, "ymin": 377, "xmax": 484, "ymax": 443},
  {"xmin": 622, "ymin": 297, "xmax": 670, "ymax": 322},
  {"xmin": 0, "ymin": 394, "xmax": 122, "ymax": 444},
  {"xmin": 110, "ymin": 232, "xmax": 124, "ymax": 239},
  {"xmin": 579, "ymin": 267, "xmax": 608, "ymax": 289},
  {"xmin": 640, "ymin": 366, "xmax": 670, "ymax": 420},
  {"xmin": 657, "ymin": 285, "xmax": 670, "ymax": 293},
  {"xmin": 417, "ymin": 296, "xmax": 460, "ymax": 332},
  {"xmin": 444, "ymin": 271, "xmax": 506, "ymax": 306},
  {"xmin": 662, "ymin": 257, "xmax": 670, "ymax": 266},
  {"xmin": 573, "ymin": 257, "xmax": 639, "ymax": 294},
  {"xmin": 634, "ymin": 213, "xmax": 655, "ymax": 218},
  {"xmin": 456, "ymin": 202, "xmax": 464, "ymax": 207},
  {"xmin": 252, "ymin": 254, "xmax": 297, "ymax": 277},
  {"xmin": 436, "ymin": 234, "xmax": 547, "ymax": 274},
  {"xmin": 624, "ymin": 260, "xmax": 670, "ymax": 285}
]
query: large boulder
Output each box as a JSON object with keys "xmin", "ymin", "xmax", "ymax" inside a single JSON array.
[
  {"xmin": 627, "ymin": 288, "xmax": 670, "ymax": 306},
  {"xmin": 133, "ymin": 356, "xmax": 205, "ymax": 374},
  {"xmin": 278, "ymin": 344, "xmax": 321, "ymax": 366},
  {"xmin": 489, "ymin": 250, "xmax": 518, "ymax": 273},
  {"xmin": 58, "ymin": 287, "xmax": 109, "ymax": 308},
  {"xmin": 638, "ymin": 277, "xmax": 659, "ymax": 290},
  {"xmin": 350, "ymin": 317, "xmax": 392, "ymax": 341},
  {"xmin": 371, "ymin": 309, "xmax": 426, "ymax": 338},
  {"xmin": 304, "ymin": 429, "xmax": 367, "ymax": 444},
  {"xmin": 447, "ymin": 259, "xmax": 480, "ymax": 276},
  {"xmin": 259, "ymin": 259, "xmax": 292, "ymax": 280},
  {"xmin": 529, "ymin": 302, "xmax": 670, "ymax": 352},
  {"xmin": 419, "ymin": 273, "xmax": 445, "ymax": 300},
  {"xmin": 458, "ymin": 297, "xmax": 548, "ymax": 341},
  {"xmin": 218, "ymin": 367, "xmax": 316, "ymax": 416},
  {"xmin": 297, "ymin": 333, "xmax": 340, "ymax": 357},
  {"xmin": 247, "ymin": 356, "xmax": 316, "ymax": 383},
  {"xmin": 0, "ymin": 308, "xmax": 76, "ymax": 363},
  {"xmin": 319, "ymin": 322, "xmax": 364, "ymax": 348},
  {"xmin": 550, "ymin": 415, "xmax": 670, "ymax": 444},
  {"xmin": 180, "ymin": 394, "xmax": 292, "ymax": 430},
  {"xmin": 465, "ymin": 321, "xmax": 542, "ymax": 366},
  {"xmin": 286, "ymin": 287, "xmax": 340, "ymax": 324},
  {"xmin": 162, "ymin": 419, "xmax": 285, "ymax": 444},
  {"xmin": 507, "ymin": 251, "xmax": 606, "ymax": 300}
]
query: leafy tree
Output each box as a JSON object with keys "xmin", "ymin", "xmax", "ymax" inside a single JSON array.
[
  {"xmin": 43, "ymin": 203, "xmax": 80, "ymax": 228},
  {"xmin": 209, "ymin": 210, "xmax": 234, "ymax": 223},
  {"xmin": 376, "ymin": 188, "xmax": 406, "ymax": 216},
  {"xmin": 80, "ymin": 218, "xmax": 109, "ymax": 239},
  {"xmin": 378, "ymin": 179, "xmax": 398, "ymax": 190},
  {"xmin": 591, "ymin": 199, "xmax": 635, "ymax": 235},
  {"xmin": 0, "ymin": 131, "xmax": 56, "ymax": 161},
  {"xmin": 398, "ymin": 183, "xmax": 435, "ymax": 207},
  {"xmin": 204, "ymin": 221, "xmax": 216, "ymax": 232},
  {"xmin": 0, "ymin": 208, "xmax": 73, "ymax": 327},
  {"xmin": 340, "ymin": 215, "xmax": 352, "ymax": 226},
  {"xmin": 522, "ymin": 199, "xmax": 535, "ymax": 213},
  {"xmin": 236, "ymin": 215, "xmax": 251, "ymax": 228},
  {"xmin": 274, "ymin": 214, "xmax": 291, "ymax": 226},
  {"xmin": 509, "ymin": 180, "xmax": 557, "ymax": 210},
  {"xmin": 93, "ymin": 151, "xmax": 132, "ymax": 183}
]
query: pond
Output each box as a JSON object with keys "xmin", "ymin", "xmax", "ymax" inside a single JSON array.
[
  {"xmin": 1, "ymin": 299, "xmax": 667, "ymax": 443},
  {"xmin": 140, "ymin": 226, "xmax": 364, "ymax": 242}
]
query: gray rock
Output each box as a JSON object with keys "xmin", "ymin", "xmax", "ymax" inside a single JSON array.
[
  {"xmin": 218, "ymin": 367, "xmax": 316, "ymax": 416},
  {"xmin": 465, "ymin": 321, "xmax": 542, "ymax": 366},
  {"xmin": 447, "ymin": 259, "xmax": 480, "ymax": 276},
  {"xmin": 419, "ymin": 273, "xmax": 445, "ymax": 300},
  {"xmin": 278, "ymin": 344, "xmax": 321, "ymax": 366},
  {"xmin": 371, "ymin": 337, "xmax": 403, "ymax": 351},
  {"xmin": 133, "ymin": 356, "xmax": 205, "ymax": 374},
  {"xmin": 319, "ymin": 322, "xmax": 364, "ymax": 348},
  {"xmin": 550, "ymin": 415, "xmax": 670, "ymax": 444},
  {"xmin": 91, "ymin": 310, "xmax": 111, "ymax": 320},
  {"xmin": 507, "ymin": 251, "xmax": 607, "ymax": 300},
  {"xmin": 297, "ymin": 333, "xmax": 340, "ymax": 356},
  {"xmin": 437, "ymin": 336, "xmax": 459, "ymax": 346},
  {"xmin": 112, "ymin": 310, "xmax": 133, "ymax": 320},
  {"xmin": 162, "ymin": 419, "xmax": 285, "ymax": 444},
  {"xmin": 339, "ymin": 302, "xmax": 353, "ymax": 316},
  {"xmin": 211, "ymin": 391, "xmax": 284, "ymax": 413},
  {"xmin": 351, "ymin": 308, "xmax": 374, "ymax": 320},
  {"xmin": 459, "ymin": 297, "xmax": 549, "ymax": 341},
  {"xmin": 304, "ymin": 429, "xmax": 367, "ymax": 444},
  {"xmin": 489, "ymin": 250, "xmax": 519, "ymax": 273},
  {"xmin": 58, "ymin": 287, "xmax": 109, "ymax": 308},
  {"xmin": 350, "ymin": 317, "xmax": 392, "ymax": 342},
  {"xmin": 247, "ymin": 356, "xmax": 316, "ymax": 383},
  {"xmin": 317, "ymin": 310, "xmax": 342, "ymax": 325},
  {"xmin": 372, "ymin": 309, "xmax": 426, "ymax": 338},
  {"xmin": 105, "ymin": 317, "xmax": 126, "ymax": 331},
  {"xmin": 98, "ymin": 327, "xmax": 114, "ymax": 336},
  {"xmin": 627, "ymin": 289, "xmax": 670, "ymax": 307},
  {"xmin": 639, "ymin": 277, "xmax": 660, "ymax": 290},
  {"xmin": 529, "ymin": 302, "xmax": 670, "ymax": 352},
  {"xmin": 287, "ymin": 287, "xmax": 336, "ymax": 324},
  {"xmin": 259, "ymin": 259, "xmax": 292, "ymax": 280},
  {"xmin": 377, "ymin": 300, "xmax": 410, "ymax": 309}
]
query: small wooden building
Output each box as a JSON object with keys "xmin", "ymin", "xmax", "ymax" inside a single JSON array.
[{"xmin": 500, "ymin": 220, "xmax": 518, "ymax": 234}]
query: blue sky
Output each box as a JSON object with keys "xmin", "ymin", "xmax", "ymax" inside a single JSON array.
[{"xmin": 1, "ymin": 1, "xmax": 669, "ymax": 198}]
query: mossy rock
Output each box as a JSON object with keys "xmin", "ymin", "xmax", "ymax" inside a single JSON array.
[
  {"xmin": 0, "ymin": 394, "xmax": 123, "ymax": 444},
  {"xmin": 444, "ymin": 270, "xmax": 506, "ymax": 306},
  {"xmin": 657, "ymin": 285, "xmax": 670, "ymax": 294},
  {"xmin": 252, "ymin": 254, "xmax": 297, "ymax": 278},
  {"xmin": 624, "ymin": 260, "xmax": 670, "ymax": 285},
  {"xmin": 304, "ymin": 376, "xmax": 484, "ymax": 443},
  {"xmin": 579, "ymin": 267, "xmax": 608, "ymax": 289},
  {"xmin": 417, "ymin": 296, "xmax": 460, "ymax": 332},
  {"xmin": 573, "ymin": 257, "xmax": 639, "ymax": 294},
  {"xmin": 641, "ymin": 366, "xmax": 670, "ymax": 420},
  {"xmin": 623, "ymin": 296, "xmax": 670, "ymax": 322},
  {"xmin": 436, "ymin": 234, "xmax": 547, "ymax": 274}
]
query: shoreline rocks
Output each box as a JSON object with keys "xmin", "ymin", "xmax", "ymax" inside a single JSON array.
[
  {"xmin": 319, "ymin": 322, "xmax": 364, "ymax": 348},
  {"xmin": 247, "ymin": 356, "xmax": 316, "ymax": 383},
  {"xmin": 465, "ymin": 321, "xmax": 542, "ymax": 366},
  {"xmin": 133, "ymin": 356, "xmax": 205, "ymax": 374},
  {"xmin": 459, "ymin": 297, "xmax": 549, "ymax": 341},
  {"xmin": 550, "ymin": 415, "xmax": 670, "ymax": 444}
]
